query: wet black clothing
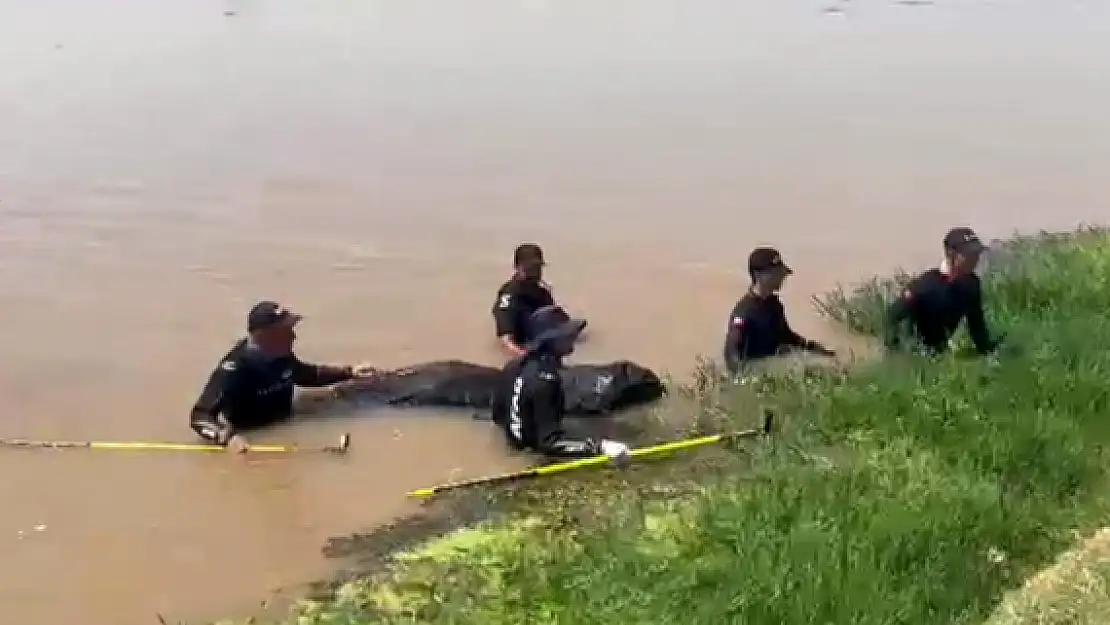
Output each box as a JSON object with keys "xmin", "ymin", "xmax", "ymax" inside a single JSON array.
[
  {"xmin": 491, "ymin": 354, "xmax": 598, "ymax": 458},
  {"xmin": 492, "ymin": 276, "xmax": 555, "ymax": 347},
  {"xmin": 885, "ymin": 268, "xmax": 999, "ymax": 355},
  {"xmin": 190, "ymin": 339, "xmax": 354, "ymax": 442},
  {"xmin": 723, "ymin": 291, "xmax": 830, "ymax": 374}
]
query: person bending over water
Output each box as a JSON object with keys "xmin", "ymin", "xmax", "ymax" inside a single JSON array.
[
  {"xmin": 885, "ymin": 227, "xmax": 1003, "ymax": 356},
  {"xmin": 492, "ymin": 243, "xmax": 586, "ymax": 358},
  {"xmin": 493, "ymin": 305, "xmax": 630, "ymax": 461},
  {"xmin": 189, "ymin": 301, "xmax": 378, "ymax": 452},
  {"xmin": 723, "ymin": 246, "xmax": 835, "ymax": 375}
]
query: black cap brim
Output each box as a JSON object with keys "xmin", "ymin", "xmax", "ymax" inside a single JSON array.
[
  {"xmin": 249, "ymin": 312, "xmax": 303, "ymax": 332},
  {"xmin": 751, "ymin": 263, "xmax": 792, "ymax": 275},
  {"xmin": 278, "ymin": 312, "xmax": 304, "ymax": 327},
  {"xmin": 953, "ymin": 240, "xmax": 988, "ymax": 254}
]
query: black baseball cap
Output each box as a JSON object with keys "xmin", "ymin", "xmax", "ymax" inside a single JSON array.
[
  {"xmin": 748, "ymin": 246, "xmax": 792, "ymax": 275},
  {"xmin": 247, "ymin": 301, "xmax": 302, "ymax": 332},
  {"xmin": 513, "ymin": 243, "xmax": 545, "ymax": 266},
  {"xmin": 526, "ymin": 305, "xmax": 587, "ymax": 353},
  {"xmin": 943, "ymin": 227, "xmax": 987, "ymax": 253}
]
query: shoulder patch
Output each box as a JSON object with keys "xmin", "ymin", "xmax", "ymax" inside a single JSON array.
[
  {"xmin": 902, "ymin": 288, "xmax": 914, "ymax": 302},
  {"xmin": 498, "ymin": 293, "xmax": 512, "ymax": 309},
  {"xmin": 220, "ymin": 360, "xmax": 237, "ymax": 372},
  {"xmin": 732, "ymin": 316, "xmax": 745, "ymax": 327}
]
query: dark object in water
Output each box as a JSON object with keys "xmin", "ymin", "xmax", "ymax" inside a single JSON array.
[{"xmin": 339, "ymin": 360, "xmax": 665, "ymax": 417}]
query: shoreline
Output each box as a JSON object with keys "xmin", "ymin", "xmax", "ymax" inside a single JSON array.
[{"xmin": 222, "ymin": 227, "xmax": 1110, "ymax": 625}]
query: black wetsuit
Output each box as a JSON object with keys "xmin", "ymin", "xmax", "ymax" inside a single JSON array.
[
  {"xmin": 885, "ymin": 268, "xmax": 999, "ymax": 355},
  {"xmin": 492, "ymin": 276, "xmax": 555, "ymax": 347},
  {"xmin": 723, "ymin": 291, "xmax": 831, "ymax": 374},
  {"xmin": 190, "ymin": 339, "xmax": 354, "ymax": 442},
  {"xmin": 491, "ymin": 354, "xmax": 597, "ymax": 458}
]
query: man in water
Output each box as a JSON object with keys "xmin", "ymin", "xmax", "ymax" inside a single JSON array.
[
  {"xmin": 492, "ymin": 243, "xmax": 561, "ymax": 357},
  {"xmin": 189, "ymin": 301, "xmax": 378, "ymax": 452},
  {"xmin": 492, "ymin": 304, "xmax": 630, "ymax": 461},
  {"xmin": 723, "ymin": 246, "xmax": 836, "ymax": 375},
  {"xmin": 885, "ymin": 227, "xmax": 1002, "ymax": 355}
]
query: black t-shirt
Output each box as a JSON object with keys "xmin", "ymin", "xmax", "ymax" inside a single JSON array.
[
  {"xmin": 492, "ymin": 276, "xmax": 555, "ymax": 346},
  {"xmin": 885, "ymin": 268, "xmax": 996, "ymax": 354},
  {"xmin": 189, "ymin": 339, "xmax": 353, "ymax": 437},
  {"xmin": 722, "ymin": 292, "xmax": 812, "ymax": 373}
]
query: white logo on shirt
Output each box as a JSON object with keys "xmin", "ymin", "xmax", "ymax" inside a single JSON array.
[
  {"xmin": 508, "ymin": 375, "xmax": 524, "ymax": 442},
  {"xmin": 498, "ymin": 294, "xmax": 512, "ymax": 309}
]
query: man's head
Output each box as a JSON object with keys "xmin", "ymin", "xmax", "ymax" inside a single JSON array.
[
  {"xmin": 513, "ymin": 243, "xmax": 545, "ymax": 282},
  {"xmin": 748, "ymin": 246, "xmax": 793, "ymax": 294},
  {"xmin": 943, "ymin": 227, "xmax": 987, "ymax": 275},
  {"xmin": 247, "ymin": 301, "xmax": 302, "ymax": 356},
  {"xmin": 526, "ymin": 305, "xmax": 586, "ymax": 358}
]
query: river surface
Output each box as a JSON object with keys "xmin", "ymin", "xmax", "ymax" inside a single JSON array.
[{"xmin": 1, "ymin": 1, "xmax": 1108, "ymax": 623}]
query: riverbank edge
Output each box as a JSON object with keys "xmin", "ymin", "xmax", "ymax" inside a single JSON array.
[{"xmin": 221, "ymin": 227, "xmax": 1110, "ymax": 625}]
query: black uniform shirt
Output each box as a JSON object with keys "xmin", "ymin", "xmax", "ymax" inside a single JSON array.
[
  {"xmin": 885, "ymin": 268, "xmax": 997, "ymax": 354},
  {"xmin": 492, "ymin": 276, "xmax": 555, "ymax": 346},
  {"xmin": 723, "ymin": 292, "xmax": 813, "ymax": 373},
  {"xmin": 189, "ymin": 338, "xmax": 353, "ymax": 439}
]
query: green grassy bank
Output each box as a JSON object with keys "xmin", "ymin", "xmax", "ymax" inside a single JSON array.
[{"xmin": 232, "ymin": 228, "xmax": 1110, "ymax": 625}]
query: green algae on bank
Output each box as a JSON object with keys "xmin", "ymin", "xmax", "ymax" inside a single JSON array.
[{"xmin": 236, "ymin": 228, "xmax": 1110, "ymax": 625}]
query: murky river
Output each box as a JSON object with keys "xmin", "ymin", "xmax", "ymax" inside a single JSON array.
[{"xmin": 1, "ymin": 0, "xmax": 1108, "ymax": 623}]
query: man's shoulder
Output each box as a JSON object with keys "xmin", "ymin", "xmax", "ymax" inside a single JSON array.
[
  {"xmin": 952, "ymin": 271, "xmax": 983, "ymax": 294},
  {"xmin": 904, "ymin": 268, "xmax": 946, "ymax": 293},
  {"xmin": 496, "ymin": 277, "xmax": 553, "ymax": 307},
  {"xmin": 217, "ymin": 339, "xmax": 290, "ymax": 374},
  {"xmin": 729, "ymin": 293, "xmax": 761, "ymax": 316},
  {"xmin": 216, "ymin": 338, "xmax": 250, "ymax": 371},
  {"xmin": 494, "ymin": 277, "xmax": 523, "ymax": 310}
]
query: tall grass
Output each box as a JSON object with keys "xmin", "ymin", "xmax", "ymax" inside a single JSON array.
[{"xmin": 242, "ymin": 228, "xmax": 1110, "ymax": 625}]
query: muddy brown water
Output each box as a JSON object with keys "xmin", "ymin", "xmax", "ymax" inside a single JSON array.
[{"xmin": 1, "ymin": 0, "xmax": 1109, "ymax": 623}]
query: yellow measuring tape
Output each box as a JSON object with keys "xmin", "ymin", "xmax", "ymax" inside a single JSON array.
[
  {"xmin": 0, "ymin": 433, "xmax": 351, "ymax": 454},
  {"xmin": 407, "ymin": 412, "xmax": 774, "ymax": 499}
]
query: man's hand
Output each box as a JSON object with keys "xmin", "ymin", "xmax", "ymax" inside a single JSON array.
[
  {"xmin": 226, "ymin": 434, "xmax": 250, "ymax": 454},
  {"xmin": 499, "ymin": 335, "xmax": 527, "ymax": 358}
]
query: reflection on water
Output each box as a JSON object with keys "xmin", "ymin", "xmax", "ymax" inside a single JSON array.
[{"xmin": 1, "ymin": 0, "xmax": 1109, "ymax": 623}]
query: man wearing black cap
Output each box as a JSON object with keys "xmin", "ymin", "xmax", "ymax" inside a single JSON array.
[
  {"xmin": 189, "ymin": 301, "xmax": 378, "ymax": 452},
  {"xmin": 492, "ymin": 243, "xmax": 560, "ymax": 357},
  {"xmin": 885, "ymin": 227, "xmax": 1002, "ymax": 355},
  {"xmin": 491, "ymin": 304, "xmax": 631, "ymax": 462},
  {"xmin": 723, "ymin": 246, "xmax": 835, "ymax": 375}
]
